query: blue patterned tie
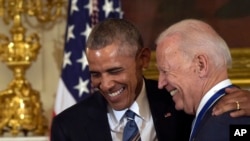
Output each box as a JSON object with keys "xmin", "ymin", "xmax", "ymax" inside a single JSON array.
[{"xmin": 123, "ymin": 110, "xmax": 141, "ymax": 141}]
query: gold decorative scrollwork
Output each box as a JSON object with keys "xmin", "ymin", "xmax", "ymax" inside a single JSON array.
[{"xmin": 0, "ymin": 0, "xmax": 64, "ymax": 136}]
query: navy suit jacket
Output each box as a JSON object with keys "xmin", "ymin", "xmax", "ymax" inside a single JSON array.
[
  {"xmin": 51, "ymin": 79, "xmax": 193, "ymax": 141},
  {"xmin": 191, "ymin": 101, "xmax": 250, "ymax": 141}
]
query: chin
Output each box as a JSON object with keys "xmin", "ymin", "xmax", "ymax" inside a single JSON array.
[
  {"xmin": 175, "ymin": 105, "xmax": 183, "ymax": 111},
  {"xmin": 110, "ymin": 102, "xmax": 129, "ymax": 111},
  {"xmin": 182, "ymin": 107, "xmax": 194, "ymax": 115},
  {"xmin": 112, "ymin": 105, "xmax": 125, "ymax": 111}
]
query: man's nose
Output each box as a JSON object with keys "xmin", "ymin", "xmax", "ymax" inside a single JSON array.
[
  {"xmin": 99, "ymin": 75, "xmax": 114, "ymax": 92},
  {"xmin": 158, "ymin": 73, "xmax": 168, "ymax": 89}
]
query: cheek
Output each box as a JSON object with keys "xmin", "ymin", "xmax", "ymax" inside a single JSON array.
[
  {"xmin": 173, "ymin": 96, "xmax": 184, "ymax": 110},
  {"xmin": 182, "ymin": 88, "xmax": 196, "ymax": 105},
  {"xmin": 126, "ymin": 75, "xmax": 138, "ymax": 94},
  {"xmin": 182, "ymin": 94, "xmax": 190, "ymax": 104},
  {"xmin": 90, "ymin": 78, "xmax": 99, "ymax": 88},
  {"xmin": 126, "ymin": 73, "xmax": 141, "ymax": 98}
]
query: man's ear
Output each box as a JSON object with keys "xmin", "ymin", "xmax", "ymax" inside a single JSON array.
[
  {"xmin": 195, "ymin": 54, "xmax": 208, "ymax": 77},
  {"xmin": 139, "ymin": 47, "xmax": 151, "ymax": 69}
]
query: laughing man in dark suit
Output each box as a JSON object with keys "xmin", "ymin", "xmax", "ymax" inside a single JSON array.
[{"xmin": 51, "ymin": 18, "xmax": 250, "ymax": 141}]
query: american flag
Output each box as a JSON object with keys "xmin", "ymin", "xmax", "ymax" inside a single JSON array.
[{"xmin": 54, "ymin": 0, "xmax": 123, "ymax": 115}]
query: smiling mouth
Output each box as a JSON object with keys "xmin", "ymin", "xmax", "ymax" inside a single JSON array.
[
  {"xmin": 108, "ymin": 88, "xmax": 124, "ymax": 97},
  {"xmin": 170, "ymin": 89, "xmax": 178, "ymax": 96}
]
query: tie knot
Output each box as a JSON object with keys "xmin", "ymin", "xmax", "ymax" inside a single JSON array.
[
  {"xmin": 123, "ymin": 110, "xmax": 141, "ymax": 141},
  {"xmin": 125, "ymin": 110, "xmax": 136, "ymax": 120}
]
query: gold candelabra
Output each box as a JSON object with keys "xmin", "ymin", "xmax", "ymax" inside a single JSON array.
[{"xmin": 0, "ymin": 0, "xmax": 64, "ymax": 136}]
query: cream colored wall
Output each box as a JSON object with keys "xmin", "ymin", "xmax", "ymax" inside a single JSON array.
[{"xmin": 0, "ymin": 19, "xmax": 66, "ymax": 127}]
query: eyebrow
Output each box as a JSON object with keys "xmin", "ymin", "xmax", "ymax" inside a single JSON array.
[
  {"xmin": 90, "ymin": 67, "xmax": 124, "ymax": 74},
  {"xmin": 106, "ymin": 67, "xmax": 124, "ymax": 72}
]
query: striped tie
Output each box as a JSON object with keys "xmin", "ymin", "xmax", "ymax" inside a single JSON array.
[{"xmin": 123, "ymin": 110, "xmax": 141, "ymax": 141}]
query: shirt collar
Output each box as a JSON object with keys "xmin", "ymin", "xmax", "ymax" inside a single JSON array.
[
  {"xmin": 108, "ymin": 79, "xmax": 150, "ymax": 123},
  {"xmin": 196, "ymin": 79, "xmax": 232, "ymax": 117}
]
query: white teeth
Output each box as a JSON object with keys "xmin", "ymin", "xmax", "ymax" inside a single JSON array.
[
  {"xmin": 109, "ymin": 88, "xmax": 123, "ymax": 97},
  {"xmin": 170, "ymin": 89, "xmax": 177, "ymax": 96}
]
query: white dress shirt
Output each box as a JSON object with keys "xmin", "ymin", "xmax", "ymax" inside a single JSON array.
[
  {"xmin": 196, "ymin": 79, "xmax": 232, "ymax": 117},
  {"xmin": 107, "ymin": 80, "xmax": 158, "ymax": 141}
]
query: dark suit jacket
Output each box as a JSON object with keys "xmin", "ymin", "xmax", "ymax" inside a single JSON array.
[
  {"xmin": 191, "ymin": 101, "xmax": 250, "ymax": 141},
  {"xmin": 51, "ymin": 79, "xmax": 193, "ymax": 141}
]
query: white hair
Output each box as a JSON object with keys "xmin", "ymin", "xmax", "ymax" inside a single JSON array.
[{"xmin": 156, "ymin": 19, "xmax": 232, "ymax": 69}]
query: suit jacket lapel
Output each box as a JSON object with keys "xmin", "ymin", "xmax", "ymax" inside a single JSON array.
[
  {"xmin": 85, "ymin": 93, "xmax": 113, "ymax": 141},
  {"xmin": 145, "ymin": 79, "xmax": 176, "ymax": 140},
  {"xmin": 145, "ymin": 79, "xmax": 193, "ymax": 141}
]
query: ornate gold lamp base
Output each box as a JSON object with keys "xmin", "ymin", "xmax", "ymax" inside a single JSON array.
[
  {"xmin": 0, "ymin": 62, "xmax": 47, "ymax": 136},
  {"xmin": 0, "ymin": 0, "xmax": 64, "ymax": 136}
]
